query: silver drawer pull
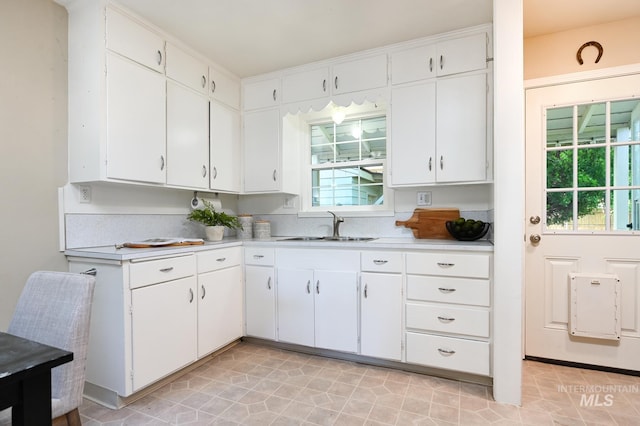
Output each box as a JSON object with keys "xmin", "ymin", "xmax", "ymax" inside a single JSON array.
[
  {"xmin": 201, "ymin": 285, "xmax": 206, "ymax": 299},
  {"xmin": 438, "ymin": 348, "xmax": 456, "ymax": 355},
  {"xmin": 438, "ymin": 287, "xmax": 456, "ymax": 293},
  {"xmin": 267, "ymin": 277, "xmax": 272, "ymax": 290},
  {"xmin": 253, "ymin": 255, "xmax": 264, "ymax": 259},
  {"xmin": 373, "ymin": 259, "xmax": 388, "ymax": 265},
  {"xmin": 216, "ymin": 257, "xmax": 226, "ymax": 262},
  {"xmin": 189, "ymin": 288, "xmax": 194, "ymax": 303},
  {"xmin": 159, "ymin": 267, "xmax": 174, "ymax": 273},
  {"xmin": 437, "ymin": 262, "xmax": 455, "ymax": 268},
  {"xmin": 306, "ymin": 280, "xmax": 311, "ymax": 294},
  {"xmin": 437, "ymin": 316, "xmax": 456, "ymax": 322},
  {"xmin": 81, "ymin": 268, "xmax": 97, "ymax": 276}
]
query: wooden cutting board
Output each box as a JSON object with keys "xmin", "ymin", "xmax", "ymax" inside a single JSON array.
[{"xmin": 395, "ymin": 208, "xmax": 460, "ymax": 239}]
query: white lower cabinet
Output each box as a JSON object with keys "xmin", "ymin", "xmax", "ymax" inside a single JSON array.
[
  {"xmin": 244, "ymin": 248, "xmax": 276, "ymax": 340},
  {"xmin": 66, "ymin": 245, "xmax": 243, "ymax": 405},
  {"xmin": 276, "ymin": 249, "xmax": 359, "ymax": 353}
]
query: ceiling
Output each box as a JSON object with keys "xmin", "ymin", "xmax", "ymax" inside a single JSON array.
[{"xmin": 114, "ymin": 0, "xmax": 640, "ymax": 78}]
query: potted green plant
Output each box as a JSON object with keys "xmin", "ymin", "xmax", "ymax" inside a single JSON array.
[{"xmin": 186, "ymin": 200, "xmax": 242, "ymax": 241}]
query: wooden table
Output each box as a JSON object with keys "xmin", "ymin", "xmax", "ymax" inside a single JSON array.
[{"xmin": 0, "ymin": 332, "xmax": 73, "ymax": 425}]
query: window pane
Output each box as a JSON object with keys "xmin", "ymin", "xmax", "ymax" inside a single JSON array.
[
  {"xmin": 546, "ymin": 106, "xmax": 573, "ymax": 147},
  {"xmin": 311, "ymin": 165, "xmax": 383, "ymax": 207},
  {"xmin": 547, "ymin": 149, "xmax": 573, "ymax": 188},
  {"xmin": 335, "ymin": 141, "xmax": 360, "ymax": 162},
  {"xmin": 577, "ymin": 103, "xmax": 605, "ymax": 145},
  {"xmin": 577, "ymin": 190, "xmax": 605, "ymax": 231},
  {"xmin": 546, "ymin": 191, "xmax": 573, "ymax": 228},
  {"xmin": 611, "ymin": 189, "xmax": 635, "ymax": 231},
  {"xmin": 577, "ymin": 147, "xmax": 605, "ymax": 187},
  {"xmin": 611, "ymin": 99, "xmax": 640, "ymax": 142},
  {"xmin": 611, "ymin": 144, "xmax": 633, "ymax": 187}
]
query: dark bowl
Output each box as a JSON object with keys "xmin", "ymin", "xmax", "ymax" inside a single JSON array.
[{"xmin": 445, "ymin": 221, "xmax": 490, "ymax": 241}]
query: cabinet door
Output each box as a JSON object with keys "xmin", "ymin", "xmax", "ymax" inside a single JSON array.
[
  {"xmin": 210, "ymin": 68, "xmax": 240, "ymax": 109},
  {"xmin": 166, "ymin": 81, "xmax": 209, "ymax": 189},
  {"xmin": 436, "ymin": 33, "xmax": 487, "ymax": 77},
  {"xmin": 332, "ymin": 54, "xmax": 388, "ymax": 95},
  {"xmin": 391, "ymin": 44, "xmax": 436, "ymax": 85},
  {"xmin": 436, "ymin": 73, "xmax": 487, "ymax": 183},
  {"xmin": 210, "ymin": 101, "xmax": 240, "ymax": 192},
  {"xmin": 361, "ymin": 273, "xmax": 403, "ymax": 360},
  {"xmin": 106, "ymin": 7, "xmax": 164, "ymax": 72},
  {"xmin": 243, "ymin": 108, "xmax": 280, "ymax": 192},
  {"xmin": 390, "ymin": 82, "xmax": 436, "ymax": 185},
  {"xmin": 244, "ymin": 265, "xmax": 276, "ymax": 339},
  {"xmin": 282, "ymin": 67, "xmax": 329, "ymax": 103},
  {"xmin": 106, "ymin": 53, "xmax": 166, "ymax": 183},
  {"xmin": 131, "ymin": 276, "xmax": 197, "ymax": 391},
  {"xmin": 314, "ymin": 270, "xmax": 359, "ymax": 353},
  {"xmin": 243, "ymin": 78, "xmax": 280, "ymax": 110},
  {"xmin": 277, "ymin": 268, "xmax": 314, "ymax": 346},
  {"xmin": 198, "ymin": 265, "xmax": 243, "ymax": 357},
  {"xmin": 166, "ymin": 42, "xmax": 209, "ymax": 94}
]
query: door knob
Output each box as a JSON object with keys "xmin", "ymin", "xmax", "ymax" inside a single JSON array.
[
  {"xmin": 529, "ymin": 216, "xmax": 540, "ymax": 224},
  {"xmin": 529, "ymin": 234, "xmax": 541, "ymax": 244}
]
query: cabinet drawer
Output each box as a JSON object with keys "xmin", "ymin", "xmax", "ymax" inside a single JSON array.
[
  {"xmin": 129, "ymin": 255, "xmax": 196, "ymax": 289},
  {"xmin": 406, "ymin": 252, "xmax": 490, "ymax": 278},
  {"xmin": 361, "ymin": 251, "xmax": 403, "ymax": 273},
  {"xmin": 244, "ymin": 247, "xmax": 275, "ymax": 266},
  {"xmin": 406, "ymin": 332, "xmax": 490, "ymax": 376},
  {"xmin": 197, "ymin": 247, "xmax": 242, "ymax": 273},
  {"xmin": 406, "ymin": 303, "xmax": 489, "ymax": 338},
  {"xmin": 407, "ymin": 275, "xmax": 490, "ymax": 306}
]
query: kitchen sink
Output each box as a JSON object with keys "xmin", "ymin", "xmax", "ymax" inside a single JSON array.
[{"xmin": 278, "ymin": 236, "xmax": 377, "ymax": 242}]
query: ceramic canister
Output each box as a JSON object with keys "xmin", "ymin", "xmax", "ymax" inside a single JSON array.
[
  {"xmin": 237, "ymin": 214, "xmax": 253, "ymax": 239},
  {"xmin": 253, "ymin": 220, "xmax": 271, "ymax": 239}
]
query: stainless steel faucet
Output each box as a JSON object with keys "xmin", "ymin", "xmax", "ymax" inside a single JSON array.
[{"xmin": 328, "ymin": 211, "xmax": 344, "ymax": 237}]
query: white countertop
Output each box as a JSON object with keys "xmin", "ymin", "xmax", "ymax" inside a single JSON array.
[{"xmin": 65, "ymin": 237, "xmax": 493, "ymax": 261}]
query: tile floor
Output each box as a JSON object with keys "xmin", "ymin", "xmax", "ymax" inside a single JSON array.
[{"xmin": 78, "ymin": 342, "xmax": 640, "ymax": 425}]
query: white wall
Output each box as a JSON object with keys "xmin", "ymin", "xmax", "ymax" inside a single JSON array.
[{"xmin": 0, "ymin": 0, "xmax": 69, "ymax": 329}]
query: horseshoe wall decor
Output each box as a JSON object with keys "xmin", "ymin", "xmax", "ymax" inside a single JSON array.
[{"xmin": 576, "ymin": 41, "xmax": 603, "ymax": 65}]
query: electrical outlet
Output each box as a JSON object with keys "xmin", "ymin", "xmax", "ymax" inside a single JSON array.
[
  {"xmin": 417, "ymin": 191, "xmax": 431, "ymax": 206},
  {"xmin": 79, "ymin": 185, "xmax": 91, "ymax": 203}
]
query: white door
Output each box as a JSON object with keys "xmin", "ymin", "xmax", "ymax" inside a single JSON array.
[
  {"xmin": 244, "ymin": 265, "xmax": 276, "ymax": 339},
  {"xmin": 314, "ymin": 270, "xmax": 359, "ymax": 353},
  {"xmin": 210, "ymin": 100, "xmax": 240, "ymax": 192},
  {"xmin": 360, "ymin": 272, "xmax": 402, "ymax": 360},
  {"xmin": 525, "ymin": 74, "xmax": 640, "ymax": 370},
  {"xmin": 276, "ymin": 268, "xmax": 315, "ymax": 346}
]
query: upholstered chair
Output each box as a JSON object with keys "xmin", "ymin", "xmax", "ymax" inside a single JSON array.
[{"xmin": 0, "ymin": 271, "xmax": 95, "ymax": 426}]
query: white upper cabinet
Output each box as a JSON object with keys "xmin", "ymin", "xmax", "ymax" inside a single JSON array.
[
  {"xmin": 331, "ymin": 54, "xmax": 388, "ymax": 95},
  {"xmin": 209, "ymin": 68, "xmax": 240, "ymax": 110},
  {"xmin": 210, "ymin": 100, "xmax": 240, "ymax": 192},
  {"xmin": 391, "ymin": 32, "xmax": 487, "ymax": 85},
  {"xmin": 243, "ymin": 78, "xmax": 281, "ymax": 110},
  {"xmin": 106, "ymin": 52, "xmax": 166, "ymax": 184},
  {"xmin": 243, "ymin": 108, "xmax": 281, "ymax": 192},
  {"xmin": 106, "ymin": 7, "xmax": 164, "ymax": 73},
  {"xmin": 166, "ymin": 81, "xmax": 209, "ymax": 189},
  {"xmin": 282, "ymin": 67, "xmax": 329, "ymax": 104},
  {"xmin": 165, "ymin": 42, "xmax": 209, "ymax": 94}
]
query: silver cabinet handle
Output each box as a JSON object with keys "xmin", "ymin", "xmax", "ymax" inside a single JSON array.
[
  {"xmin": 201, "ymin": 75, "xmax": 207, "ymax": 88},
  {"xmin": 322, "ymin": 79, "xmax": 327, "ymax": 92},
  {"xmin": 272, "ymin": 169, "xmax": 277, "ymax": 181},
  {"xmin": 437, "ymin": 262, "xmax": 455, "ymax": 268},
  {"xmin": 306, "ymin": 280, "xmax": 311, "ymax": 294},
  {"xmin": 189, "ymin": 288, "xmax": 194, "ymax": 303},
  {"xmin": 157, "ymin": 50, "xmax": 163, "ymax": 66},
  {"xmin": 440, "ymin": 155, "xmax": 443, "ymax": 170},
  {"xmin": 82, "ymin": 268, "xmax": 97, "ymax": 276},
  {"xmin": 211, "ymin": 80, "xmax": 216, "ymax": 94},
  {"xmin": 373, "ymin": 259, "xmax": 388, "ymax": 265},
  {"xmin": 272, "ymin": 89, "xmax": 277, "ymax": 101},
  {"xmin": 440, "ymin": 55, "xmax": 444, "ymax": 70},
  {"xmin": 334, "ymin": 76, "xmax": 339, "ymax": 90},
  {"xmin": 438, "ymin": 348, "xmax": 455, "ymax": 355},
  {"xmin": 437, "ymin": 316, "xmax": 456, "ymax": 322},
  {"xmin": 438, "ymin": 287, "xmax": 456, "ymax": 293},
  {"xmin": 253, "ymin": 254, "xmax": 264, "ymax": 259},
  {"xmin": 364, "ymin": 284, "xmax": 368, "ymax": 298},
  {"xmin": 212, "ymin": 166, "xmax": 218, "ymax": 179},
  {"xmin": 428, "ymin": 157, "xmax": 432, "ymax": 171},
  {"xmin": 160, "ymin": 155, "xmax": 165, "ymax": 171},
  {"xmin": 316, "ymin": 280, "xmax": 320, "ymax": 294},
  {"xmin": 216, "ymin": 257, "xmax": 226, "ymax": 262},
  {"xmin": 201, "ymin": 285, "xmax": 206, "ymax": 299},
  {"xmin": 159, "ymin": 267, "xmax": 174, "ymax": 273},
  {"xmin": 202, "ymin": 165, "xmax": 207, "ymax": 177},
  {"xmin": 267, "ymin": 277, "xmax": 272, "ymax": 290},
  {"xmin": 429, "ymin": 57, "xmax": 433, "ymax": 72}
]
